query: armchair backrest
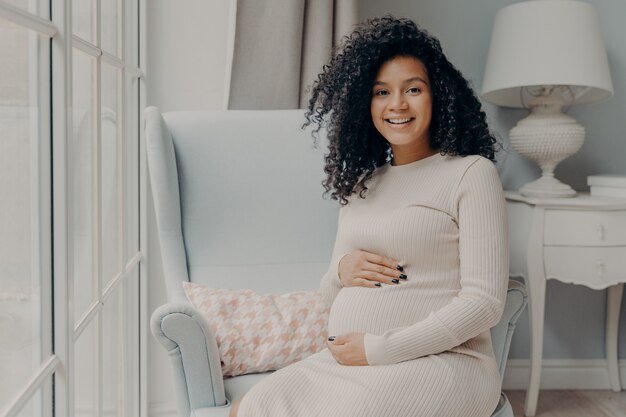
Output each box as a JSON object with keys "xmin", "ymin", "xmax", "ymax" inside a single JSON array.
[{"xmin": 145, "ymin": 108, "xmax": 339, "ymax": 302}]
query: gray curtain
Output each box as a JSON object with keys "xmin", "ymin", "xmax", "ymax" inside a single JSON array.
[{"xmin": 228, "ymin": 0, "xmax": 358, "ymax": 110}]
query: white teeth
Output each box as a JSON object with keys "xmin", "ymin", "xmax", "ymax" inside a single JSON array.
[{"xmin": 387, "ymin": 118, "xmax": 412, "ymax": 124}]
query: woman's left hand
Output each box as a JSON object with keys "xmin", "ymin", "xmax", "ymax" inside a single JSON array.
[{"xmin": 326, "ymin": 332, "xmax": 368, "ymax": 366}]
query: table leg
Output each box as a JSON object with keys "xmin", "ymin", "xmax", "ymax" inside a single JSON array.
[
  {"xmin": 606, "ymin": 283, "xmax": 623, "ymax": 392},
  {"xmin": 524, "ymin": 208, "xmax": 546, "ymax": 417},
  {"xmin": 524, "ymin": 274, "xmax": 545, "ymax": 417}
]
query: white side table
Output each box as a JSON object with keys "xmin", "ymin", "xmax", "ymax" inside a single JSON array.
[{"xmin": 505, "ymin": 191, "xmax": 625, "ymax": 417}]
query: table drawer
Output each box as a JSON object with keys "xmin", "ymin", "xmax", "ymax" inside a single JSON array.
[
  {"xmin": 544, "ymin": 246, "xmax": 626, "ymax": 288},
  {"xmin": 544, "ymin": 209, "xmax": 626, "ymax": 246}
]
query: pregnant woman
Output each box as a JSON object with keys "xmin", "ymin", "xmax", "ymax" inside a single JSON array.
[{"xmin": 231, "ymin": 15, "xmax": 508, "ymax": 417}]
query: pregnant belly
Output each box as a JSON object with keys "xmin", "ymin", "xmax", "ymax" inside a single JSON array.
[{"xmin": 327, "ymin": 285, "xmax": 457, "ymax": 336}]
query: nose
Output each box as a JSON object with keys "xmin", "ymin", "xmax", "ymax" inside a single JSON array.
[{"xmin": 388, "ymin": 92, "xmax": 408, "ymax": 111}]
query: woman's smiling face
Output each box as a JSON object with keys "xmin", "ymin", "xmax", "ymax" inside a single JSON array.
[{"xmin": 370, "ymin": 55, "xmax": 433, "ymax": 153}]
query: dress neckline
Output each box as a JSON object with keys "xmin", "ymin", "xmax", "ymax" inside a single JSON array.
[{"xmin": 386, "ymin": 151, "xmax": 443, "ymax": 172}]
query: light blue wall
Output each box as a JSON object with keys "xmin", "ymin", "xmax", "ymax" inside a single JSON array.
[{"xmin": 360, "ymin": 0, "xmax": 626, "ymax": 360}]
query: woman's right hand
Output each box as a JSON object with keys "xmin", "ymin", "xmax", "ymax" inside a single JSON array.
[{"xmin": 338, "ymin": 250, "xmax": 407, "ymax": 288}]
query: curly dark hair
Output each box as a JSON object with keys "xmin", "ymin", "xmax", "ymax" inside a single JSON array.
[{"xmin": 302, "ymin": 15, "xmax": 501, "ymax": 206}]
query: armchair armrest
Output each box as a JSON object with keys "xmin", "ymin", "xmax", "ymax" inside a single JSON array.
[
  {"xmin": 490, "ymin": 278, "xmax": 528, "ymax": 380},
  {"xmin": 150, "ymin": 302, "xmax": 229, "ymax": 417}
]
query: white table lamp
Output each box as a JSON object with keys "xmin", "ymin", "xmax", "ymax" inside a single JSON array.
[{"xmin": 481, "ymin": 0, "xmax": 614, "ymax": 198}]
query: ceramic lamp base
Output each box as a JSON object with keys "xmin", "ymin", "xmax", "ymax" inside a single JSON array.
[
  {"xmin": 519, "ymin": 172, "xmax": 576, "ymax": 197},
  {"xmin": 510, "ymin": 96, "xmax": 584, "ymax": 198}
]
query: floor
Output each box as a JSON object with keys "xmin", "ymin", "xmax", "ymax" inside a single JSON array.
[{"xmin": 504, "ymin": 390, "xmax": 626, "ymax": 417}]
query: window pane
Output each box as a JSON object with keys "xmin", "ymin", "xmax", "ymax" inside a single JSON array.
[
  {"xmin": 101, "ymin": 64, "xmax": 120, "ymax": 287},
  {"xmin": 2, "ymin": 0, "xmax": 50, "ymax": 19},
  {"xmin": 124, "ymin": 74, "xmax": 139, "ymax": 264},
  {"xmin": 122, "ymin": 268, "xmax": 139, "ymax": 416},
  {"xmin": 0, "ymin": 16, "xmax": 50, "ymax": 407},
  {"xmin": 124, "ymin": 0, "xmax": 139, "ymax": 67},
  {"xmin": 74, "ymin": 319, "xmax": 98, "ymax": 417},
  {"xmin": 101, "ymin": 0, "xmax": 119, "ymax": 56},
  {"xmin": 75, "ymin": 318, "xmax": 96, "ymax": 417},
  {"xmin": 102, "ymin": 287, "xmax": 120, "ymax": 417},
  {"xmin": 72, "ymin": 48, "xmax": 95, "ymax": 324},
  {"xmin": 72, "ymin": 0, "xmax": 93, "ymax": 43},
  {"xmin": 15, "ymin": 376, "xmax": 51, "ymax": 417}
]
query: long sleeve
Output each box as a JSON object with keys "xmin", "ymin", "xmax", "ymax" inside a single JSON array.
[
  {"xmin": 363, "ymin": 157, "xmax": 509, "ymax": 365},
  {"xmin": 318, "ymin": 205, "xmax": 351, "ymax": 309}
]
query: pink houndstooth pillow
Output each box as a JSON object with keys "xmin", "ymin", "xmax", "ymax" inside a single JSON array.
[{"xmin": 183, "ymin": 282, "xmax": 330, "ymax": 378}]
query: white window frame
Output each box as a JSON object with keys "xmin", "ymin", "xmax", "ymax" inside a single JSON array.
[{"xmin": 0, "ymin": 0, "xmax": 147, "ymax": 415}]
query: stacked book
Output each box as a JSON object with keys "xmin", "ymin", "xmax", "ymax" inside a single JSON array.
[{"xmin": 587, "ymin": 175, "xmax": 626, "ymax": 198}]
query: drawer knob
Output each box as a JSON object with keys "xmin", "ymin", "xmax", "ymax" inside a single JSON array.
[
  {"xmin": 596, "ymin": 260, "xmax": 605, "ymax": 279},
  {"xmin": 597, "ymin": 224, "xmax": 605, "ymax": 240}
]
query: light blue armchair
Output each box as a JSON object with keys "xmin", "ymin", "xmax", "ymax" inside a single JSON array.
[{"xmin": 146, "ymin": 107, "xmax": 528, "ymax": 417}]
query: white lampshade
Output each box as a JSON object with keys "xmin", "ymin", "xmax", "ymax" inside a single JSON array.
[{"xmin": 481, "ymin": 0, "xmax": 614, "ymax": 108}]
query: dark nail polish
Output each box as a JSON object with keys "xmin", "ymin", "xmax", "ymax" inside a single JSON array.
[
  {"xmin": 392, "ymin": 279, "xmax": 399, "ymax": 284},
  {"xmin": 399, "ymin": 274, "xmax": 407, "ymax": 280},
  {"xmin": 396, "ymin": 265, "xmax": 404, "ymax": 272},
  {"xmin": 328, "ymin": 336, "xmax": 335, "ymax": 341},
  {"xmin": 375, "ymin": 282, "xmax": 382, "ymax": 287}
]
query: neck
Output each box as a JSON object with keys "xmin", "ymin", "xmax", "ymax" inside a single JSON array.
[{"xmin": 390, "ymin": 147, "xmax": 439, "ymax": 166}]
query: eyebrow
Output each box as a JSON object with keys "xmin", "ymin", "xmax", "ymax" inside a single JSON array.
[{"xmin": 373, "ymin": 76, "xmax": 428, "ymax": 87}]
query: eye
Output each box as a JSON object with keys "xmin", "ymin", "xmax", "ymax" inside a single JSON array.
[
  {"xmin": 407, "ymin": 87, "xmax": 422, "ymax": 94},
  {"xmin": 374, "ymin": 90, "xmax": 388, "ymax": 96}
]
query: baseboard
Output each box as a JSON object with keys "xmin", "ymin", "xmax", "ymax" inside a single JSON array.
[
  {"xmin": 149, "ymin": 359, "xmax": 626, "ymax": 417},
  {"xmin": 502, "ymin": 358, "xmax": 626, "ymax": 390}
]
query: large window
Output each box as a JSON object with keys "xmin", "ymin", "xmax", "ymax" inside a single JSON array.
[{"xmin": 0, "ymin": 0, "xmax": 145, "ymax": 416}]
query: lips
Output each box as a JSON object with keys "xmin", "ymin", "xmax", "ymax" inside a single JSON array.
[{"xmin": 385, "ymin": 117, "xmax": 415, "ymax": 127}]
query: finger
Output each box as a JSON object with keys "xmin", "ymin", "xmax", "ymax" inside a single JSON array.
[
  {"xmin": 364, "ymin": 262, "xmax": 406, "ymax": 280},
  {"xmin": 327, "ymin": 347, "xmax": 341, "ymax": 364},
  {"xmin": 333, "ymin": 335, "xmax": 349, "ymax": 345},
  {"xmin": 352, "ymin": 277, "xmax": 381, "ymax": 288},
  {"xmin": 327, "ymin": 335, "xmax": 347, "ymax": 345},
  {"xmin": 330, "ymin": 350, "xmax": 345, "ymax": 366},
  {"xmin": 364, "ymin": 252, "xmax": 403, "ymax": 272},
  {"xmin": 326, "ymin": 339, "xmax": 338, "ymax": 353},
  {"xmin": 359, "ymin": 269, "xmax": 402, "ymax": 285}
]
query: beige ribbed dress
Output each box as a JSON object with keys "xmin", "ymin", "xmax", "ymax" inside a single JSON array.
[{"xmin": 238, "ymin": 152, "xmax": 509, "ymax": 417}]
